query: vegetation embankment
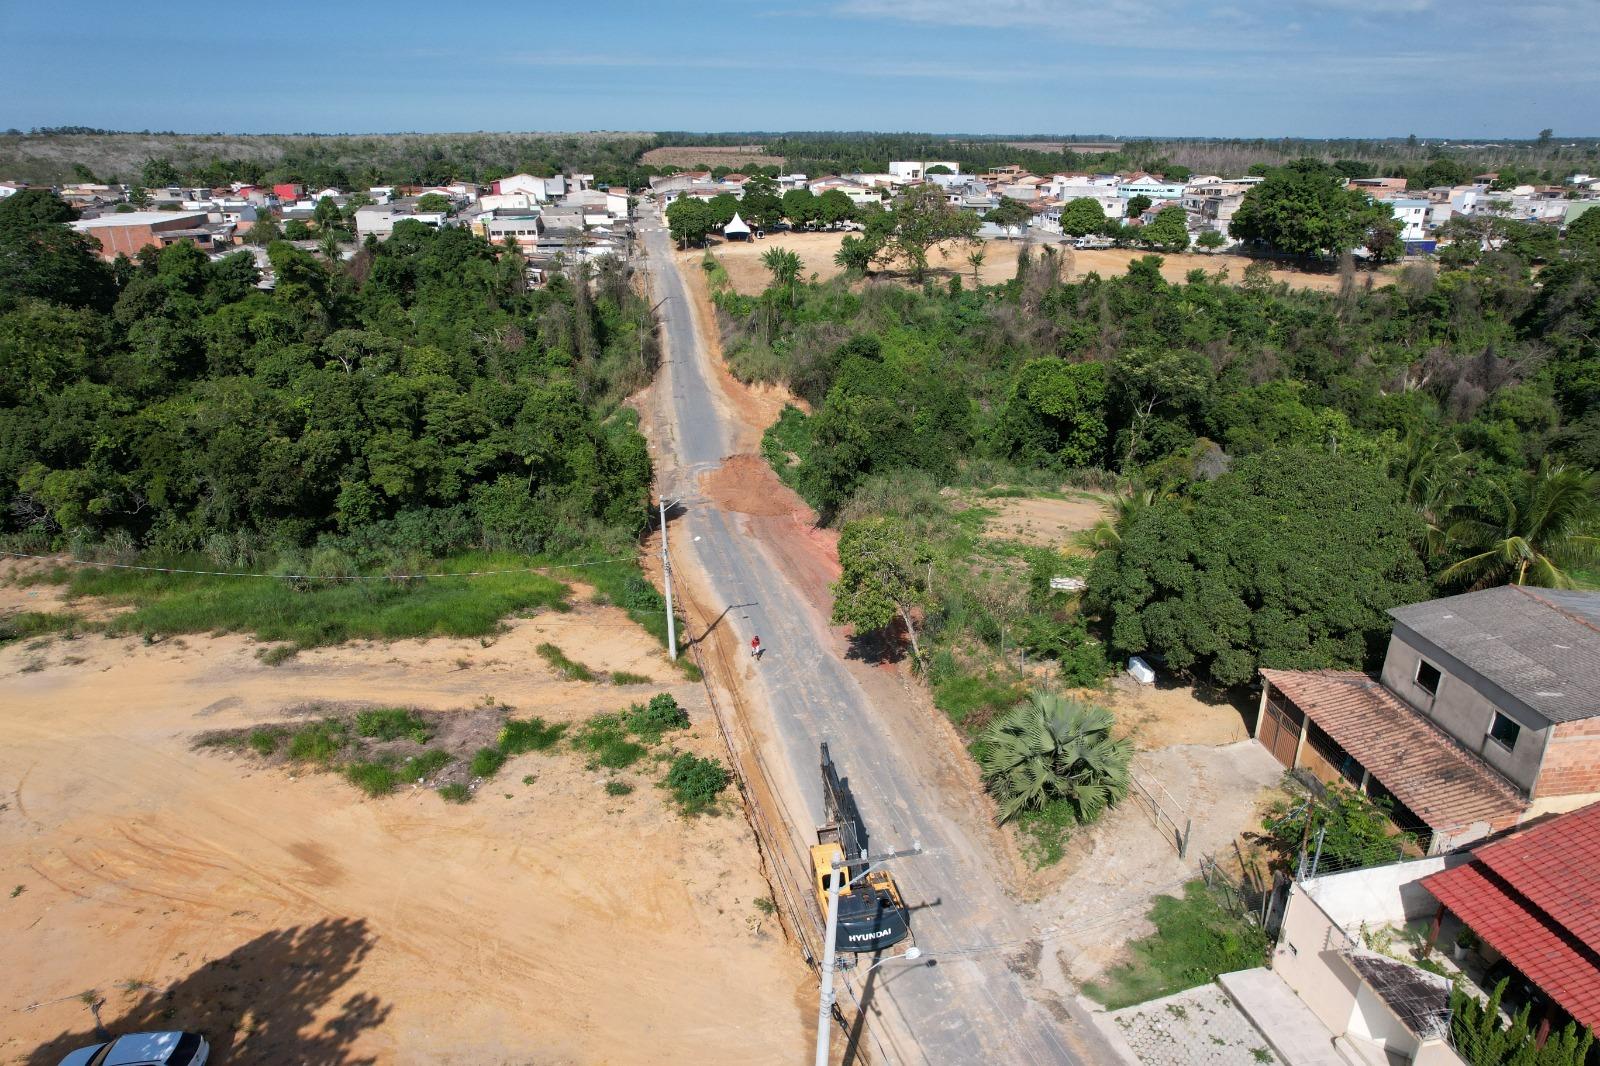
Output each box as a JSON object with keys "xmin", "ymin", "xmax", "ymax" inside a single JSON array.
[
  {"xmin": 711, "ymin": 168, "xmax": 1600, "ymax": 859},
  {"xmin": 197, "ymin": 693, "xmax": 731, "ymax": 813},
  {"xmin": 0, "ymin": 188, "xmax": 698, "ymax": 656}
]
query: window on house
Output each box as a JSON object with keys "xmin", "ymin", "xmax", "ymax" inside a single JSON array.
[
  {"xmin": 1416, "ymin": 660, "xmax": 1442, "ymax": 696},
  {"xmin": 1489, "ymin": 712, "xmax": 1521, "ymax": 750}
]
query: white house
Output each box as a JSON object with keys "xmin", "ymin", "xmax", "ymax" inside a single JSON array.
[
  {"xmin": 887, "ymin": 161, "xmax": 959, "ymax": 182},
  {"xmin": 1388, "ymin": 198, "xmax": 1430, "ymax": 242},
  {"xmin": 605, "ymin": 189, "xmax": 630, "ymax": 220},
  {"xmin": 0, "ymin": 181, "xmax": 27, "ymax": 199},
  {"xmin": 1117, "ymin": 174, "xmax": 1186, "ymax": 201},
  {"xmin": 354, "ymin": 199, "xmax": 450, "ymax": 239}
]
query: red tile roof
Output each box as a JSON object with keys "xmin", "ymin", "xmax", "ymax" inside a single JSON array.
[
  {"xmin": 1468, "ymin": 802, "xmax": 1600, "ymax": 950},
  {"xmin": 1422, "ymin": 808, "xmax": 1600, "ymax": 1029},
  {"xmin": 1260, "ymin": 670, "xmax": 1527, "ymax": 832}
]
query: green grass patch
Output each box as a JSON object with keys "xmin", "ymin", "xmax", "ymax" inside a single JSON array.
[
  {"xmin": 624, "ymin": 693, "xmax": 690, "ymax": 742},
  {"xmin": 470, "ymin": 746, "xmax": 507, "ymax": 778},
  {"xmin": 604, "ymin": 780, "xmax": 634, "ymax": 796},
  {"xmin": 354, "ymin": 707, "xmax": 432, "ymax": 744},
  {"xmin": 675, "ymin": 657, "xmax": 703, "ymax": 681},
  {"xmin": 257, "ymin": 643, "xmax": 298, "ymax": 666},
  {"xmin": 536, "ymin": 642, "xmax": 596, "ymax": 682},
  {"xmin": 46, "ymin": 552, "xmax": 570, "ymax": 649},
  {"xmin": 572, "ymin": 713, "xmax": 648, "ymax": 770},
  {"xmin": 248, "ymin": 728, "xmax": 287, "ymax": 756},
  {"xmin": 760, "ymin": 406, "xmax": 815, "ymax": 497},
  {"xmin": 1016, "ymin": 800, "xmax": 1075, "ymax": 869},
  {"xmin": 0, "ymin": 611, "xmax": 83, "ymax": 646},
  {"xmin": 402, "ymin": 749, "xmax": 453, "ymax": 779},
  {"xmin": 1085, "ymin": 881, "xmax": 1269, "ymax": 1009},
  {"xmin": 285, "ymin": 719, "xmax": 349, "ymax": 764},
  {"xmin": 928, "ymin": 655, "xmax": 1024, "ymax": 732},
  {"xmin": 498, "ymin": 716, "xmax": 567, "ymax": 754},
  {"xmin": 661, "ymin": 753, "xmax": 730, "ymax": 816},
  {"xmin": 610, "ymin": 671, "xmax": 650, "ymax": 686},
  {"xmin": 345, "ymin": 759, "xmax": 401, "ymax": 797},
  {"xmin": 438, "ymin": 783, "xmax": 471, "ymax": 803}
]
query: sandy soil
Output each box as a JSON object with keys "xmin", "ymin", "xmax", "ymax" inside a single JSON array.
[
  {"xmin": 1027, "ymin": 741, "xmax": 1286, "ymax": 985},
  {"xmin": 699, "ymin": 230, "xmax": 1394, "ymax": 297},
  {"xmin": 1107, "ymin": 677, "xmax": 1255, "ymax": 752},
  {"xmin": 0, "ymin": 594, "xmax": 811, "ymax": 1064},
  {"xmin": 973, "ymin": 492, "xmax": 1111, "ymax": 548}
]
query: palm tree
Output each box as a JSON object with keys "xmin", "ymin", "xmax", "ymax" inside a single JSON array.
[
  {"xmin": 760, "ymin": 247, "xmax": 802, "ymax": 304},
  {"xmin": 975, "ymin": 692, "xmax": 1132, "ymax": 825},
  {"xmin": 317, "ymin": 228, "xmax": 345, "ymax": 263},
  {"xmin": 1439, "ymin": 462, "xmax": 1600, "ymax": 589},
  {"xmin": 1389, "ymin": 434, "xmax": 1468, "ymax": 560},
  {"xmin": 1073, "ymin": 485, "xmax": 1158, "ymax": 553},
  {"xmin": 966, "ymin": 246, "xmax": 986, "ymax": 288}
]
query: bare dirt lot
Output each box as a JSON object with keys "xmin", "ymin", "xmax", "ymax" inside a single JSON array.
[
  {"xmin": 0, "ymin": 588, "xmax": 810, "ymax": 1064},
  {"xmin": 971, "ymin": 491, "xmax": 1111, "ymax": 548},
  {"xmin": 641, "ymin": 145, "xmax": 787, "ymax": 170},
  {"xmin": 700, "ymin": 231, "xmax": 1396, "ymax": 297}
]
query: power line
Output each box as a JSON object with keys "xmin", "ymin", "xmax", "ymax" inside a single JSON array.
[{"xmin": 0, "ymin": 550, "xmax": 637, "ymax": 583}]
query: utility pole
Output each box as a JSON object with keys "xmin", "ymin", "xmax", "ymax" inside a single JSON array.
[
  {"xmin": 814, "ymin": 844, "xmax": 923, "ymax": 1066},
  {"xmin": 659, "ymin": 496, "xmax": 677, "ymax": 660}
]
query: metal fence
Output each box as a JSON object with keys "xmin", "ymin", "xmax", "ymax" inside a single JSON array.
[{"xmin": 1129, "ymin": 768, "xmax": 1194, "ymax": 858}]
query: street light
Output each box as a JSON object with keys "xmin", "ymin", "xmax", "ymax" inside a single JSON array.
[{"xmin": 858, "ymin": 945, "xmax": 927, "ymax": 975}]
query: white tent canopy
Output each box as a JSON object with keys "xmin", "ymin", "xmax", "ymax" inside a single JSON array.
[{"xmin": 724, "ymin": 212, "xmax": 751, "ymax": 236}]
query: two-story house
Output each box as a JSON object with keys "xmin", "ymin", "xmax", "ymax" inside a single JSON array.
[{"xmin": 1254, "ymin": 586, "xmax": 1600, "ymax": 852}]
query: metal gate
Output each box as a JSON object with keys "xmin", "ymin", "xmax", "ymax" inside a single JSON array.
[{"xmin": 1257, "ymin": 693, "xmax": 1302, "ymax": 768}]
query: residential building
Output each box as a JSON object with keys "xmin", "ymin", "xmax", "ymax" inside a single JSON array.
[
  {"xmin": 69, "ymin": 210, "xmax": 213, "ymax": 259},
  {"xmin": 1348, "ymin": 177, "xmax": 1408, "ymax": 196},
  {"xmin": 0, "ymin": 180, "xmax": 26, "ymax": 198},
  {"xmin": 1117, "ymin": 174, "xmax": 1185, "ymax": 201},
  {"xmin": 1269, "ymin": 857, "xmax": 1468, "ymax": 1066},
  {"xmin": 605, "ymin": 188, "xmax": 630, "ymax": 220},
  {"xmin": 272, "ymin": 183, "xmax": 304, "ymax": 201},
  {"xmin": 1388, "ymin": 198, "xmax": 1430, "ymax": 242},
  {"xmin": 888, "ymin": 161, "xmax": 959, "ymax": 182},
  {"xmin": 1254, "ymin": 587, "xmax": 1600, "ymax": 852},
  {"xmin": 1421, "ymin": 801, "xmax": 1600, "ymax": 1039},
  {"xmin": 353, "ymin": 198, "xmax": 450, "ymax": 239},
  {"xmin": 478, "ymin": 211, "xmax": 545, "ymax": 250}
]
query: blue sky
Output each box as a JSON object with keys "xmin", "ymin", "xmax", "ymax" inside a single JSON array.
[{"xmin": 2, "ymin": 0, "xmax": 1595, "ymax": 137}]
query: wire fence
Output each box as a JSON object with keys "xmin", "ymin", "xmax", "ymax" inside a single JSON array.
[
  {"xmin": 1128, "ymin": 767, "xmax": 1193, "ymax": 858},
  {"xmin": 0, "ymin": 548, "xmax": 636, "ymax": 582}
]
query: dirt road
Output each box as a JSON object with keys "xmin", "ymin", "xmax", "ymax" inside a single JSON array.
[
  {"xmin": 639, "ymin": 209, "xmax": 1116, "ymax": 1064},
  {"xmin": 0, "ymin": 601, "xmax": 811, "ymax": 1063}
]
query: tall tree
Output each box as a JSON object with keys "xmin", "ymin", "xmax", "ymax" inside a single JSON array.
[
  {"xmin": 759, "ymin": 247, "xmax": 802, "ymax": 304},
  {"xmin": 665, "ymin": 198, "xmax": 713, "ymax": 247},
  {"xmin": 882, "ymin": 184, "xmax": 980, "ymax": 282},
  {"xmin": 1439, "ymin": 462, "xmax": 1600, "ymax": 589},
  {"xmin": 1140, "ymin": 206, "xmax": 1190, "ymax": 252},
  {"xmin": 1059, "ymin": 197, "xmax": 1109, "ymax": 237},
  {"xmin": 1229, "ymin": 159, "xmax": 1392, "ymax": 259},
  {"xmin": 831, "ymin": 516, "xmax": 933, "ymax": 663}
]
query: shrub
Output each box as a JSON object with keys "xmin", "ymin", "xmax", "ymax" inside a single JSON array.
[
  {"xmin": 470, "ymin": 747, "xmax": 507, "ymax": 778},
  {"xmin": 662, "ymin": 753, "xmax": 730, "ymax": 815},
  {"xmin": 625, "ymin": 693, "xmax": 690, "ymax": 740},
  {"xmin": 974, "ymin": 691, "xmax": 1131, "ymax": 825},
  {"xmin": 355, "ymin": 707, "xmax": 432, "ymax": 744},
  {"xmin": 345, "ymin": 760, "xmax": 400, "ymax": 797},
  {"xmin": 498, "ymin": 717, "xmax": 567, "ymax": 754},
  {"xmin": 256, "ymin": 643, "xmax": 297, "ymax": 666},
  {"xmin": 536, "ymin": 642, "xmax": 596, "ymax": 682},
  {"xmin": 572, "ymin": 714, "xmax": 648, "ymax": 770},
  {"xmin": 286, "ymin": 719, "xmax": 348, "ymax": 763},
  {"xmin": 611, "ymin": 671, "xmax": 650, "ymax": 686},
  {"xmin": 438, "ymin": 783, "xmax": 471, "ymax": 803}
]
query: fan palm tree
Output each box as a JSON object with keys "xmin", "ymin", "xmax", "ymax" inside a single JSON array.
[
  {"xmin": 975, "ymin": 691, "xmax": 1132, "ymax": 825},
  {"xmin": 1439, "ymin": 462, "xmax": 1600, "ymax": 589},
  {"xmin": 1073, "ymin": 484, "xmax": 1158, "ymax": 553}
]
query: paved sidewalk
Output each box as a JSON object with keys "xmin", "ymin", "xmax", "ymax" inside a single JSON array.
[
  {"xmin": 1104, "ymin": 984, "xmax": 1283, "ymax": 1066},
  {"xmin": 1218, "ymin": 969, "xmax": 1349, "ymax": 1066}
]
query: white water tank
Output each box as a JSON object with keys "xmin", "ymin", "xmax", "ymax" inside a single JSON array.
[{"xmin": 1127, "ymin": 656, "xmax": 1156, "ymax": 685}]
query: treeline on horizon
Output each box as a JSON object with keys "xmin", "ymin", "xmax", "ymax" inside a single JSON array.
[{"xmin": 6, "ymin": 127, "xmax": 1599, "ymax": 188}]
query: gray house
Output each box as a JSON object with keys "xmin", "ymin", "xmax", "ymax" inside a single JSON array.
[{"xmin": 1256, "ymin": 586, "xmax": 1600, "ymax": 852}]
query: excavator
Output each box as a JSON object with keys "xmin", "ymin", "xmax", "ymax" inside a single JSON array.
[{"xmin": 808, "ymin": 742, "xmax": 911, "ymax": 953}]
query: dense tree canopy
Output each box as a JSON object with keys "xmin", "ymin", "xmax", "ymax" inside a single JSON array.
[
  {"xmin": 1085, "ymin": 450, "xmax": 1429, "ymax": 686},
  {"xmin": 1, "ymin": 213, "xmax": 655, "ymax": 564},
  {"xmin": 1229, "ymin": 159, "xmax": 1393, "ymax": 258}
]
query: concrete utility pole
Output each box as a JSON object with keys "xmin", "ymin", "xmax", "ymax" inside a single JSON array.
[
  {"xmin": 659, "ymin": 496, "xmax": 677, "ymax": 660},
  {"xmin": 814, "ymin": 844, "xmax": 923, "ymax": 1066}
]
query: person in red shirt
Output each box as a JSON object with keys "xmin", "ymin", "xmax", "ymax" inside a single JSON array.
[{"xmin": 750, "ymin": 635, "xmax": 763, "ymax": 660}]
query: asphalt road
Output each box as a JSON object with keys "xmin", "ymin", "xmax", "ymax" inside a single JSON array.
[{"xmin": 639, "ymin": 216, "xmax": 1105, "ymax": 1065}]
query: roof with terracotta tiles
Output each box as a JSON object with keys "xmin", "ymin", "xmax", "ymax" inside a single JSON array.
[
  {"xmin": 1388, "ymin": 586, "xmax": 1600, "ymax": 724},
  {"xmin": 1422, "ymin": 809, "xmax": 1600, "ymax": 1028},
  {"xmin": 1260, "ymin": 669, "xmax": 1528, "ymax": 831}
]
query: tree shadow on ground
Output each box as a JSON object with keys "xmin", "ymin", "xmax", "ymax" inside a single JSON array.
[
  {"xmin": 843, "ymin": 625, "xmax": 907, "ymax": 665},
  {"xmin": 26, "ymin": 917, "xmax": 387, "ymax": 1066}
]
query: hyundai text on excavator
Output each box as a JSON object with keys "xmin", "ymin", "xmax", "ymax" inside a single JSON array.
[{"xmin": 808, "ymin": 742, "xmax": 911, "ymax": 953}]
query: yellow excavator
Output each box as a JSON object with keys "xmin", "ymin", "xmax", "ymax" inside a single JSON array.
[{"xmin": 808, "ymin": 743, "xmax": 911, "ymax": 953}]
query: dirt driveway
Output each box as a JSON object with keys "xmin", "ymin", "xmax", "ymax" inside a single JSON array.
[{"xmin": 0, "ymin": 598, "xmax": 810, "ymax": 1064}]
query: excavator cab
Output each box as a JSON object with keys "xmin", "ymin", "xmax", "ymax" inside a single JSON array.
[{"xmin": 808, "ymin": 743, "xmax": 912, "ymax": 953}]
